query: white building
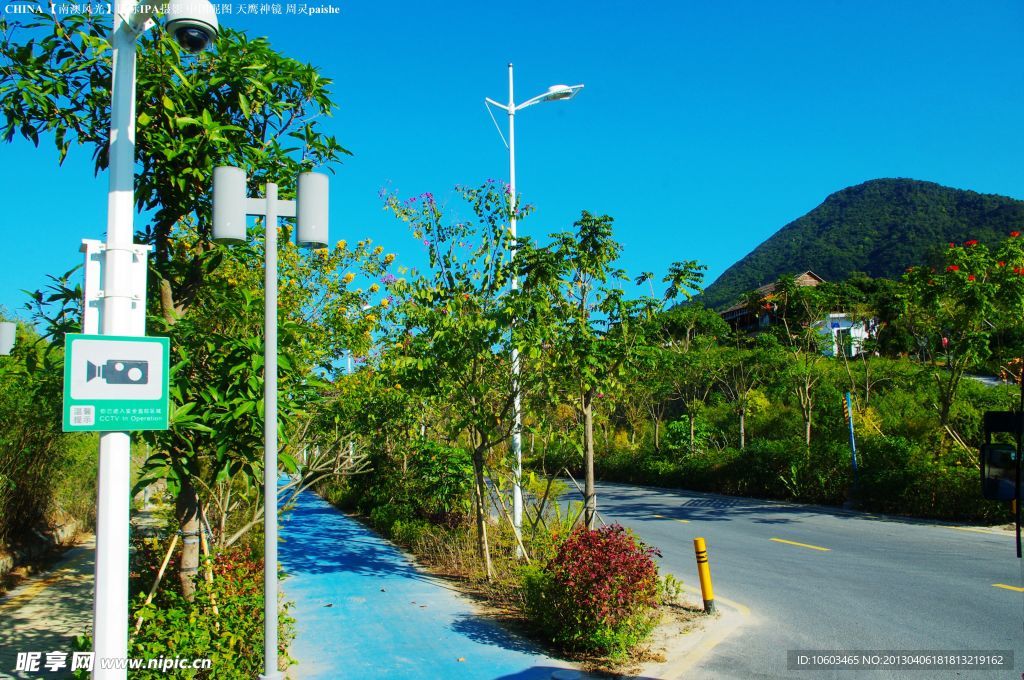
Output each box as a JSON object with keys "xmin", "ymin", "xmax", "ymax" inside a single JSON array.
[{"xmin": 817, "ymin": 313, "xmax": 872, "ymax": 358}]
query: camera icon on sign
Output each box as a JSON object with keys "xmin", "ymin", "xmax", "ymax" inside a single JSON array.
[{"xmin": 86, "ymin": 359, "xmax": 150, "ymax": 385}]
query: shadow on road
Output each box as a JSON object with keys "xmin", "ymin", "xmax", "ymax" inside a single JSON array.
[{"xmin": 591, "ymin": 481, "xmax": 966, "ymax": 530}]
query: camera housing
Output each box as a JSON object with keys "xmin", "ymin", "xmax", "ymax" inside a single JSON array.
[{"xmin": 165, "ymin": 0, "xmax": 219, "ymax": 53}]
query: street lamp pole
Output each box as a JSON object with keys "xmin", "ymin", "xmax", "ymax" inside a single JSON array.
[
  {"xmin": 213, "ymin": 166, "xmax": 329, "ymax": 680},
  {"xmin": 93, "ymin": 5, "xmax": 217, "ymax": 675},
  {"xmin": 93, "ymin": 13, "xmax": 139, "ymax": 673},
  {"xmin": 505, "ymin": 63, "xmax": 524, "ymax": 555},
  {"xmin": 486, "ymin": 66, "xmax": 583, "ymax": 552}
]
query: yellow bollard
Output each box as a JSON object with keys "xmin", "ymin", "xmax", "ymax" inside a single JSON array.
[{"xmin": 693, "ymin": 537, "xmax": 716, "ymax": 614}]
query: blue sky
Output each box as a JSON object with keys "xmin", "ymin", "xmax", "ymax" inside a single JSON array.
[{"xmin": 3, "ymin": 0, "xmax": 1024, "ymax": 318}]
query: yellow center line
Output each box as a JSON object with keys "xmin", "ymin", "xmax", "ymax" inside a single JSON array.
[
  {"xmin": 993, "ymin": 583, "xmax": 1024, "ymax": 592},
  {"xmin": 770, "ymin": 537, "xmax": 830, "ymax": 552},
  {"xmin": 653, "ymin": 513, "xmax": 690, "ymax": 524}
]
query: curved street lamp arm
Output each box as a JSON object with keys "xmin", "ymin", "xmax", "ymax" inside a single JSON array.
[{"xmin": 484, "ymin": 98, "xmax": 510, "ymax": 150}]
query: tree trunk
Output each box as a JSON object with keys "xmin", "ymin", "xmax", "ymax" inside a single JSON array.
[
  {"xmin": 689, "ymin": 408, "xmax": 696, "ymax": 456},
  {"xmin": 175, "ymin": 475, "xmax": 201, "ymax": 601},
  {"xmin": 583, "ymin": 390, "xmax": 597, "ymax": 529},
  {"xmin": 739, "ymin": 405, "xmax": 746, "ymax": 450},
  {"xmin": 470, "ymin": 443, "xmax": 493, "ymax": 581},
  {"xmin": 804, "ymin": 410, "xmax": 812, "ymax": 448},
  {"xmin": 653, "ymin": 417, "xmax": 660, "ymax": 451}
]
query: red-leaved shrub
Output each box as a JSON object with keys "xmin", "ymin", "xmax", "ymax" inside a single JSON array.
[{"xmin": 522, "ymin": 523, "xmax": 662, "ymax": 656}]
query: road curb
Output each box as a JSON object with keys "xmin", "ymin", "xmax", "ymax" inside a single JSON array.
[{"xmin": 629, "ymin": 582, "xmax": 751, "ymax": 680}]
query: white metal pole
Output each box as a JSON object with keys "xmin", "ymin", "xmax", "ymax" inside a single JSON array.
[
  {"xmin": 347, "ymin": 353, "xmax": 354, "ymax": 464},
  {"xmin": 263, "ymin": 183, "xmax": 280, "ymax": 679},
  {"xmin": 94, "ymin": 8, "xmax": 137, "ymax": 677},
  {"xmin": 507, "ymin": 63, "xmax": 524, "ymax": 552}
]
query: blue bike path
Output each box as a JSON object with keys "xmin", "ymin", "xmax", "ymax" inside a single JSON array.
[{"xmin": 279, "ymin": 487, "xmax": 576, "ymax": 679}]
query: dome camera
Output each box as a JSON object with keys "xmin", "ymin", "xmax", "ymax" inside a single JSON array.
[{"xmin": 165, "ymin": 0, "xmax": 219, "ymax": 53}]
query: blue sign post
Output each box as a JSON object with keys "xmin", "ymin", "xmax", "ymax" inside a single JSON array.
[{"xmin": 845, "ymin": 391, "xmax": 859, "ymax": 507}]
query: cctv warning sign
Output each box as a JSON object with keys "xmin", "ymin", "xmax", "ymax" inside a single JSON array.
[{"xmin": 63, "ymin": 334, "xmax": 170, "ymax": 431}]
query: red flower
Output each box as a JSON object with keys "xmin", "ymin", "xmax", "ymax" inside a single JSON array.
[
  {"xmin": 948, "ymin": 242, "xmax": 955, "ymax": 248},
  {"xmin": 946, "ymin": 265, "xmax": 960, "ymax": 272},
  {"xmin": 964, "ymin": 239, "xmax": 978, "ymax": 247},
  {"xmin": 968, "ymin": 274, "xmax": 976, "ymax": 281},
  {"xmin": 998, "ymin": 261, "xmax": 1006, "ymax": 267},
  {"xmin": 1012, "ymin": 231, "xmax": 1021, "ymax": 238}
]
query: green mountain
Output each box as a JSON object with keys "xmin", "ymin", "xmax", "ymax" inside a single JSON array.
[{"xmin": 700, "ymin": 178, "xmax": 1024, "ymax": 310}]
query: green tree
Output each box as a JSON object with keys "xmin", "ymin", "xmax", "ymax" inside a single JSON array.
[
  {"xmin": 753, "ymin": 276, "xmax": 834, "ymax": 448},
  {"xmin": 2, "ymin": 6, "xmax": 357, "ymax": 597},
  {"xmin": 717, "ymin": 334, "xmax": 777, "ymax": 450},
  {"xmin": 523, "ymin": 212, "xmax": 703, "ymax": 527},
  {"xmin": 655, "ymin": 306, "xmax": 729, "ymax": 455},
  {"xmin": 895, "ymin": 234, "xmax": 1024, "ymax": 427},
  {"xmin": 381, "ymin": 182, "xmax": 534, "ymax": 578}
]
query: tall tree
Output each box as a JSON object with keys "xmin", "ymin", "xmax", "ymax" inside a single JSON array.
[
  {"xmin": 381, "ymin": 182, "xmax": 535, "ymax": 578},
  {"xmin": 523, "ymin": 212, "xmax": 703, "ymax": 527},
  {"xmin": 2, "ymin": 8, "xmax": 355, "ymax": 596}
]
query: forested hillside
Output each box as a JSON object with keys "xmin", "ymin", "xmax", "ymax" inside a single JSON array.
[{"xmin": 701, "ymin": 178, "xmax": 1024, "ymax": 309}]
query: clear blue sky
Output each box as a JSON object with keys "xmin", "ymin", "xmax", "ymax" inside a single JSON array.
[{"xmin": 3, "ymin": 0, "xmax": 1024, "ymax": 319}]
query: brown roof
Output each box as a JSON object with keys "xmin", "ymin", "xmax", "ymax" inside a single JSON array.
[{"xmin": 721, "ymin": 271, "xmax": 826, "ymax": 315}]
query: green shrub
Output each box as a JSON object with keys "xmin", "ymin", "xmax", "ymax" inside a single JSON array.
[
  {"xmin": 390, "ymin": 518, "xmax": 434, "ymax": 546},
  {"xmin": 662, "ymin": 415, "xmax": 716, "ymax": 455},
  {"xmin": 522, "ymin": 524, "xmax": 661, "ymax": 658},
  {"xmin": 368, "ymin": 503, "xmax": 414, "ymax": 533},
  {"xmin": 408, "ymin": 439, "xmax": 473, "ymax": 524},
  {"xmin": 117, "ymin": 545, "xmax": 293, "ymax": 679}
]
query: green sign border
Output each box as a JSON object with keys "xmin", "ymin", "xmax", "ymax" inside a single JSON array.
[{"xmin": 62, "ymin": 334, "xmax": 170, "ymax": 432}]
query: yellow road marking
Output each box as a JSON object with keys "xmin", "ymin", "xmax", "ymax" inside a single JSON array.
[
  {"xmin": 770, "ymin": 537, "xmax": 830, "ymax": 552},
  {"xmin": 653, "ymin": 513, "xmax": 690, "ymax": 523},
  {"xmin": 993, "ymin": 583, "xmax": 1024, "ymax": 592},
  {"xmin": 950, "ymin": 526, "xmax": 1004, "ymax": 536}
]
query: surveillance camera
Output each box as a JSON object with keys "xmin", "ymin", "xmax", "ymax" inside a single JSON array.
[{"xmin": 165, "ymin": 0, "xmax": 219, "ymax": 54}]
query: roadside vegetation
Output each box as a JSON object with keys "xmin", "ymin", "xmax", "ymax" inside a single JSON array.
[
  {"xmin": 0, "ymin": 317, "xmax": 97, "ymax": 585},
  {"xmin": 4, "ymin": 1, "xmax": 1024, "ymax": 669}
]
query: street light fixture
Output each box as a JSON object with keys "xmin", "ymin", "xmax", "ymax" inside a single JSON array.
[
  {"xmin": 485, "ymin": 64, "xmax": 583, "ymax": 552},
  {"xmin": 0, "ymin": 321, "xmax": 15, "ymax": 356},
  {"xmin": 94, "ymin": 3, "xmax": 217, "ymax": 677},
  {"xmin": 212, "ymin": 165, "xmax": 329, "ymax": 680}
]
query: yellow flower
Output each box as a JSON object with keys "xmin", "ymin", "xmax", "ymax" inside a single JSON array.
[
  {"xmin": 394, "ymin": 383, "xmax": 402, "ymax": 390},
  {"xmin": 380, "ymin": 298, "xmax": 391, "ymax": 308},
  {"xmin": 369, "ymin": 283, "xmax": 380, "ymax": 293},
  {"xmin": 373, "ymin": 245, "xmax": 384, "ymax": 255},
  {"xmin": 335, "ymin": 239, "xmax": 347, "ymax": 250},
  {"xmin": 384, "ymin": 253, "xmax": 396, "ymax": 265},
  {"xmin": 342, "ymin": 272, "xmax": 356, "ymax": 284}
]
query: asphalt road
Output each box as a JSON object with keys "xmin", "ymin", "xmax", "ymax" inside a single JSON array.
[{"xmin": 583, "ymin": 481, "xmax": 1024, "ymax": 679}]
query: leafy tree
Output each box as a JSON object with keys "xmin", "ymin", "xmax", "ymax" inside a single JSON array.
[
  {"xmin": 895, "ymin": 234, "xmax": 1024, "ymax": 427},
  {"xmin": 523, "ymin": 212, "xmax": 703, "ymax": 527},
  {"xmin": 755, "ymin": 276, "xmax": 834, "ymax": 447},
  {"xmin": 137, "ymin": 225, "xmax": 385, "ymax": 597},
  {"xmin": 654, "ymin": 306, "xmax": 729, "ymax": 455},
  {"xmin": 717, "ymin": 334, "xmax": 777, "ymax": 449},
  {"xmin": 381, "ymin": 182, "xmax": 534, "ymax": 578},
  {"xmin": 0, "ymin": 320, "xmax": 97, "ymax": 546},
  {"xmin": 2, "ymin": 6, "xmax": 358, "ymax": 597}
]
